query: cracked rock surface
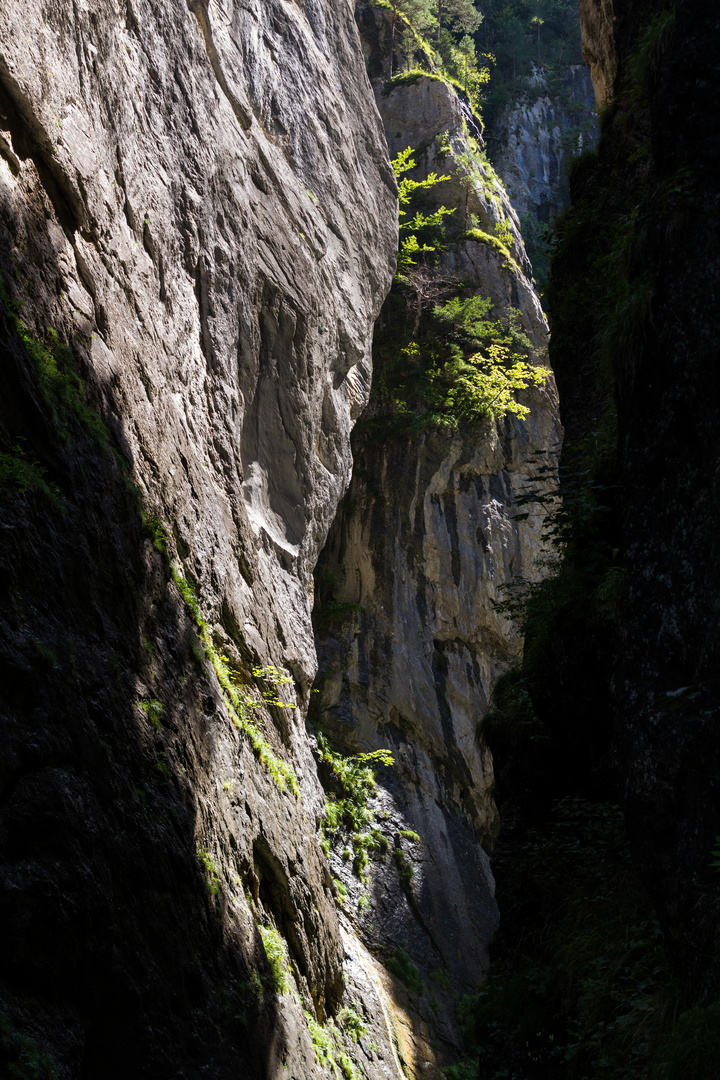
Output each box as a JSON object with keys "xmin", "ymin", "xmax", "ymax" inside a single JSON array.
[
  {"xmin": 310, "ymin": 50, "xmax": 562, "ymax": 1068},
  {"xmin": 0, "ymin": 0, "xmax": 397, "ymax": 1075}
]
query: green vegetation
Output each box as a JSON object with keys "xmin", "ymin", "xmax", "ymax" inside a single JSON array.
[
  {"xmin": 197, "ymin": 849, "xmax": 221, "ymax": 898},
  {"xmin": 370, "ymin": 0, "xmax": 489, "ymax": 118},
  {"xmin": 338, "ymin": 1005, "xmax": 369, "ymax": 1043},
  {"xmin": 0, "ymin": 1012, "xmax": 56, "ymax": 1079},
  {"xmin": 0, "ymin": 275, "xmax": 107, "ymax": 446},
  {"xmin": 479, "ymin": 0, "xmax": 585, "ymax": 124},
  {"xmin": 182, "ymin": 581, "xmax": 295, "ymax": 789},
  {"xmin": 394, "ymin": 828, "xmax": 421, "ymax": 889},
  {"xmin": 305, "ymin": 1013, "xmax": 356, "ymax": 1079},
  {"xmin": 367, "ymin": 275, "xmax": 549, "ymax": 437},
  {"xmin": 431, "ymin": 966, "xmax": 452, "ymax": 990},
  {"xmin": 0, "ymin": 445, "xmax": 62, "ymax": 507},
  {"xmin": 360, "ymin": 149, "xmax": 549, "ymax": 438},
  {"xmin": 155, "ymin": 751, "xmax": 171, "ymax": 778},
  {"xmin": 394, "ymin": 146, "xmax": 455, "ymax": 270},
  {"xmin": 0, "ymin": 273, "xmax": 116, "ymax": 520},
  {"xmin": 250, "ymin": 665, "xmax": 298, "ymax": 711},
  {"xmin": 369, "ymin": 0, "xmax": 586, "ymax": 130},
  {"xmin": 140, "ymin": 516, "xmax": 298, "ymax": 795},
  {"xmin": 333, "ymin": 876, "xmax": 349, "ymax": 905},
  {"xmin": 141, "ymin": 512, "xmax": 168, "ymax": 555},
  {"xmin": 258, "ymin": 925, "xmax": 290, "ymax": 995},
  {"xmin": 394, "ymin": 847, "xmax": 415, "ymax": 888},
  {"xmin": 174, "ymin": 570, "xmax": 299, "ymax": 794},
  {"xmin": 316, "ymin": 731, "xmax": 393, "ymax": 882},
  {"xmin": 386, "ymin": 944, "xmax": 424, "ymax": 994},
  {"xmin": 139, "ymin": 698, "xmax": 164, "ymax": 729},
  {"xmin": 461, "ymin": 227, "xmax": 512, "ymax": 259}
]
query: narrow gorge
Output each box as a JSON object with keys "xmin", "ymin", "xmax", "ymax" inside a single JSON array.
[{"xmin": 0, "ymin": 2, "xmax": 718, "ymax": 1079}]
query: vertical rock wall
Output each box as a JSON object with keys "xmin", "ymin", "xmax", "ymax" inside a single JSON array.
[
  {"xmin": 600, "ymin": 0, "xmax": 720, "ymax": 996},
  {"xmin": 311, "ymin": 41, "xmax": 562, "ymax": 1068},
  {"xmin": 489, "ymin": 64, "xmax": 598, "ymax": 225},
  {"xmin": 547, "ymin": 0, "xmax": 720, "ymax": 998},
  {"xmin": 0, "ymin": 1, "xmax": 402, "ymax": 1075}
]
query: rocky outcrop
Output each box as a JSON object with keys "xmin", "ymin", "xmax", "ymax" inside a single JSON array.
[
  {"xmin": 0, "ymin": 0, "xmax": 400, "ymax": 1074},
  {"xmin": 489, "ymin": 65, "xmax": 598, "ymax": 225},
  {"xmin": 376, "ymin": 72, "xmax": 547, "ymax": 338},
  {"xmin": 580, "ymin": 0, "xmax": 618, "ymax": 108},
  {"xmin": 311, "ymin": 50, "xmax": 561, "ymax": 1066}
]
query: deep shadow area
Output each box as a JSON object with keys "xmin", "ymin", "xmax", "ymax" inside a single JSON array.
[{"xmin": 0, "ymin": 248, "xmax": 280, "ymax": 1078}]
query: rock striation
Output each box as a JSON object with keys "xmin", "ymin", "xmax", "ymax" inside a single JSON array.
[
  {"xmin": 489, "ymin": 64, "xmax": 598, "ymax": 225},
  {"xmin": 0, "ymin": 0, "xmax": 568, "ymax": 1073},
  {"xmin": 310, "ymin": 15, "xmax": 562, "ymax": 1066},
  {"xmin": 0, "ymin": 0, "xmax": 402, "ymax": 1075}
]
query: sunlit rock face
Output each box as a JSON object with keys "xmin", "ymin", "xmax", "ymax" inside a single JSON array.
[
  {"xmin": 0, "ymin": 0, "xmax": 400, "ymax": 1074},
  {"xmin": 311, "ymin": 37, "xmax": 562, "ymax": 1064}
]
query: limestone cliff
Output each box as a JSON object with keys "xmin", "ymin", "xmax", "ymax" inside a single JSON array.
[
  {"xmin": 489, "ymin": 64, "xmax": 597, "ymax": 227},
  {"xmin": 0, "ymin": 1, "xmax": 403, "ymax": 1075},
  {"xmin": 0, "ymin": 0, "xmax": 570, "ymax": 1074},
  {"xmin": 310, "ymin": 12, "xmax": 561, "ymax": 1069}
]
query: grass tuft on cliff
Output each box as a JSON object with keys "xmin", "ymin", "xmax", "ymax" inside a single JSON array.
[
  {"xmin": 315, "ymin": 730, "xmax": 393, "ymax": 884},
  {"xmin": 139, "ymin": 514, "xmax": 300, "ymax": 795}
]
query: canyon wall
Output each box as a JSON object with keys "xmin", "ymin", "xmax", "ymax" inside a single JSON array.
[
  {"xmin": 0, "ymin": 0, "xmax": 568, "ymax": 1074},
  {"xmin": 489, "ymin": 64, "xmax": 597, "ymax": 226},
  {"xmin": 0, "ymin": 1, "xmax": 406, "ymax": 1075},
  {"xmin": 310, "ymin": 6, "xmax": 561, "ymax": 1065}
]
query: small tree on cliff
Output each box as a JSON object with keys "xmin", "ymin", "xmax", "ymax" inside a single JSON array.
[
  {"xmin": 457, "ymin": 33, "xmax": 476, "ymax": 91},
  {"xmin": 436, "ymin": 0, "xmax": 482, "ymax": 43},
  {"xmin": 380, "ymin": 0, "xmax": 437, "ymax": 78},
  {"xmin": 529, "ymin": 14, "xmax": 545, "ymax": 65},
  {"xmin": 393, "ymin": 146, "xmax": 454, "ymax": 276}
]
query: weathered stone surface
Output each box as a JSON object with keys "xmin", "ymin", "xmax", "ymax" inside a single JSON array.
[
  {"xmin": 311, "ymin": 58, "xmax": 562, "ymax": 1063},
  {"xmin": 489, "ymin": 65, "xmax": 598, "ymax": 224},
  {"xmin": 580, "ymin": 0, "xmax": 619, "ymax": 108},
  {"xmin": 0, "ymin": 0, "xmax": 399, "ymax": 1074},
  {"xmin": 375, "ymin": 73, "xmax": 548, "ymax": 340}
]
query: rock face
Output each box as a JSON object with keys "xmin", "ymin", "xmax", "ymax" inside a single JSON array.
[
  {"xmin": 311, "ymin": 37, "xmax": 562, "ymax": 1065},
  {"xmin": 0, "ymin": 0, "xmax": 401, "ymax": 1075},
  {"xmin": 376, "ymin": 73, "xmax": 547, "ymax": 341},
  {"xmin": 489, "ymin": 65, "xmax": 598, "ymax": 224},
  {"xmin": 580, "ymin": 0, "xmax": 619, "ymax": 108}
]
